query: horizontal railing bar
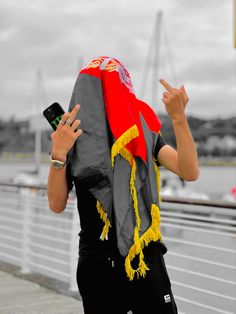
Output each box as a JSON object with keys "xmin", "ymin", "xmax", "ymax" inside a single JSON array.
[
  {"xmin": 0, "ymin": 182, "xmax": 46, "ymax": 190},
  {"xmin": 0, "ymin": 225, "xmax": 22, "ymax": 235},
  {"xmin": 0, "ymin": 242, "xmax": 22, "ymax": 252},
  {"xmin": 1, "ymin": 182, "xmax": 236, "ymax": 209},
  {"xmin": 30, "ymin": 222, "xmax": 72, "ymax": 235},
  {"xmin": 168, "ymin": 251, "xmax": 236, "ymax": 270},
  {"xmin": 161, "ymin": 222, "xmax": 236, "ymax": 237},
  {"xmin": 27, "ymin": 198, "xmax": 74, "ymax": 216},
  {"xmin": 28, "ymin": 213, "xmax": 73, "ymax": 224},
  {"xmin": 0, "ymin": 253, "xmax": 21, "ymax": 262},
  {"xmin": 31, "ymin": 205, "xmax": 75, "ymax": 214},
  {"xmin": 0, "ymin": 233, "xmax": 22, "ymax": 244},
  {"xmin": 167, "ymin": 264, "xmax": 236, "ymax": 285},
  {"xmin": 30, "ymin": 233, "xmax": 70, "ymax": 245},
  {"xmin": 29, "ymin": 252, "xmax": 68, "ymax": 267},
  {"xmin": 29, "ymin": 242, "xmax": 70, "ymax": 256},
  {"xmin": 0, "ymin": 194, "xmax": 75, "ymax": 212},
  {"xmin": 175, "ymin": 295, "xmax": 234, "ymax": 314},
  {"xmin": 172, "ymin": 280, "xmax": 236, "ymax": 301},
  {"xmin": 162, "ymin": 211, "xmax": 236, "ymax": 226},
  {"xmin": 0, "ymin": 200, "xmax": 22, "ymax": 209},
  {"xmin": 162, "ymin": 217, "xmax": 236, "ymax": 232},
  {"xmin": 164, "ymin": 237, "xmax": 236, "ymax": 253},
  {"xmin": 161, "ymin": 195, "xmax": 236, "ymax": 209},
  {"xmin": 162, "ymin": 202, "xmax": 236, "ymax": 217},
  {"xmin": 28, "ymin": 194, "xmax": 75, "ymax": 204},
  {"xmin": 0, "ymin": 217, "xmax": 22, "ymax": 226},
  {"xmin": 28, "ymin": 260, "xmax": 70, "ymax": 278},
  {"xmin": 0, "ymin": 208, "xmax": 23, "ymax": 218}
]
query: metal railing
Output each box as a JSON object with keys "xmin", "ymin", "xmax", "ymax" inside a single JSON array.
[
  {"xmin": 0, "ymin": 183, "xmax": 235, "ymax": 314},
  {"xmin": 0, "ymin": 183, "xmax": 79, "ymax": 291}
]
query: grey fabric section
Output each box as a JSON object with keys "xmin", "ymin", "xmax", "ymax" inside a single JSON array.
[
  {"xmin": 140, "ymin": 114, "xmax": 159, "ymax": 206},
  {"xmin": 113, "ymin": 155, "xmax": 133, "ymax": 256},
  {"xmin": 68, "ymin": 72, "xmax": 160, "ymax": 256},
  {"xmin": 68, "ymin": 74, "xmax": 113, "ymax": 221},
  {"xmin": 113, "ymin": 113, "xmax": 160, "ymax": 256}
]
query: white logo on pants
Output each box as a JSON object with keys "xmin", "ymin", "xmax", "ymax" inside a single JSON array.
[{"xmin": 164, "ymin": 294, "xmax": 171, "ymax": 303}]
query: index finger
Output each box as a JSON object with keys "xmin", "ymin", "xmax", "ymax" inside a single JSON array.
[
  {"xmin": 68, "ymin": 104, "xmax": 81, "ymax": 122},
  {"xmin": 159, "ymin": 79, "xmax": 174, "ymax": 92}
]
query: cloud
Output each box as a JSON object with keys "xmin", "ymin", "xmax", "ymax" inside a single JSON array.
[{"xmin": 0, "ymin": 0, "xmax": 235, "ymax": 120}]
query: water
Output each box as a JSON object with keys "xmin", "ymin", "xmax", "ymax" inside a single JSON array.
[
  {"xmin": 161, "ymin": 165, "xmax": 236, "ymax": 200},
  {"xmin": 0, "ymin": 161, "xmax": 235, "ymax": 200}
]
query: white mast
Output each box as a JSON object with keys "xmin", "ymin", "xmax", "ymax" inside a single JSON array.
[
  {"xmin": 152, "ymin": 11, "xmax": 163, "ymax": 107},
  {"xmin": 139, "ymin": 11, "xmax": 163, "ymax": 108},
  {"xmin": 234, "ymin": 0, "xmax": 236, "ymax": 48},
  {"xmin": 30, "ymin": 70, "xmax": 47, "ymax": 174}
]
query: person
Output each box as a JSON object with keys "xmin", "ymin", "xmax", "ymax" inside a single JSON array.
[{"xmin": 47, "ymin": 56, "xmax": 199, "ymax": 314}]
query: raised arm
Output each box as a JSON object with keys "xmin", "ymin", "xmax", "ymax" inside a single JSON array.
[
  {"xmin": 47, "ymin": 104, "xmax": 82, "ymax": 213},
  {"xmin": 157, "ymin": 79, "xmax": 199, "ymax": 181}
]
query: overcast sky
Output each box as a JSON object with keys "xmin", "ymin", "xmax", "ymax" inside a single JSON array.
[{"xmin": 0, "ymin": 0, "xmax": 235, "ymax": 121}]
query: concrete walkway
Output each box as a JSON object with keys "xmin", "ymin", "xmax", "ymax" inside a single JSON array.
[{"xmin": 0, "ymin": 270, "xmax": 84, "ymax": 314}]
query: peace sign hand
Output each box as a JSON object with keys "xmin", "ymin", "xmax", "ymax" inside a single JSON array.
[{"xmin": 159, "ymin": 79, "xmax": 189, "ymax": 122}]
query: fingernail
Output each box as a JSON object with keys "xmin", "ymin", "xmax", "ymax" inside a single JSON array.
[{"xmin": 76, "ymin": 104, "xmax": 80, "ymax": 109}]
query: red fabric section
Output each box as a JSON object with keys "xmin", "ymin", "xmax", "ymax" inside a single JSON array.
[{"xmin": 80, "ymin": 57, "xmax": 162, "ymax": 162}]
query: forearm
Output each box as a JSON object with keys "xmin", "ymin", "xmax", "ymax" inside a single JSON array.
[
  {"xmin": 46, "ymin": 104, "xmax": 82, "ymax": 213},
  {"xmin": 47, "ymin": 165, "xmax": 69, "ymax": 213},
  {"xmin": 172, "ymin": 116, "xmax": 199, "ymax": 181}
]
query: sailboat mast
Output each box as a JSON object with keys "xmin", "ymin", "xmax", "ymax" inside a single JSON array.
[
  {"xmin": 139, "ymin": 11, "xmax": 163, "ymax": 108},
  {"xmin": 234, "ymin": 0, "xmax": 236, "ymax": 48},
  {"xmin": 34, "ymin": 70, "xmax": 47, "ymax": 174},
  {"xmin": 151, "ymin": 11, "xmax": 163, "ymax": 108}
]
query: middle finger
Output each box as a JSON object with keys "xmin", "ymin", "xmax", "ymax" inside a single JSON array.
[{"xmin": 159, "ymin": 79, "xmax": 174, "ymax": 93}]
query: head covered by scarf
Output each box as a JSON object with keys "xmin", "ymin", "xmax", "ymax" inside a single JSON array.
[{"xmin": 68, "ymin": 56, "xmax": 164, "ymax": 280}]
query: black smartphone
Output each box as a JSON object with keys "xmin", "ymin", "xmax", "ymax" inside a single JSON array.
[{"xmin": 43, "ymin": 102, "xmax": 65, "ymax": 130}]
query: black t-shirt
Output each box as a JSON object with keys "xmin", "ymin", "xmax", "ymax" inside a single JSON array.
[{"xmin": 67, "ymin": 135, "xmax": 167, "ymax": 259}]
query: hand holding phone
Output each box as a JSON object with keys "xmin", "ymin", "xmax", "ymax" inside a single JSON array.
[{"xmin": 43, "ymin": 103, "xmax": 82, "ymax": 161}]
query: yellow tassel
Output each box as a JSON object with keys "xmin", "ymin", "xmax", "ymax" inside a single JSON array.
[
  {"xmin": 111, "ymin": 125, "xmax": 139, "ymax": 168},
  {"xmin": 125, "ymin": 255, "xmax": 135, "ymax": 281},
  {"xmin": 119, "ymin": 147, "xmax": 133, "ymax": 166},
  {"xmin": 100, "ymin": 219, "xmax": 110, "ymax": 240},
  {"xmin": 138, "ymin": 251, "xmax": 150, "ymax": 277},
  {"xmin": 96, "ymin": 200, "xmax": 111, "ymax": 240},
  {"xmin": 110, "ymin": 128, "xmax": 163, "ymax": 281},
  {"xmin": 125, "ymin": 203, "xmax": 162, "ymax": 281},
  {"xmin": 133, "ymin": 226, "xmax": 141, "ymax": 254}
]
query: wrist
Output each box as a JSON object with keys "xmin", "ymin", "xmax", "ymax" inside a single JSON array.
[
  {"xmin": 50, "ymin": 154, "xmax": 67, "ymax": 170},
  {"xmin": 51, "ymin": 150, "xmax": 67, "ymax": 163},
  {"xmin": 171, "ymin": 114, "xmax": 187, "ymax": 125}
]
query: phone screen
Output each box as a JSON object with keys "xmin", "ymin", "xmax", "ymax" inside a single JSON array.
[{"xmin": 43, "ymin": 102, "xmax": 65, "ymax": 130}]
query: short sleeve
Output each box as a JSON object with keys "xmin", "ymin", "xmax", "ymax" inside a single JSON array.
[
  {"xmin": 66, "ymin": 160, "xmax": 74, "ymax": 191},
  {"xmin": 154, "ymin": 134, "xmax": 167, "ymax": 166}
]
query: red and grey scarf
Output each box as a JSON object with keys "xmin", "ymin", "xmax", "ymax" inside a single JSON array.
[{"xmin": 69, "ymin": 56, "xmax": 163, "ymax": 280}]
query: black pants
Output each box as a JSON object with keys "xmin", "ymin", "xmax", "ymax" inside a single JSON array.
[{"xmin": 77, "ymin": 243, "xmax": 178, "ymax": 314}]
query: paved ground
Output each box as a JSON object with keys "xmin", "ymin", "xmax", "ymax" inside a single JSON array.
[{"xmin": 0, "ymin": 270, "xmax": 84, "ymax": 314}]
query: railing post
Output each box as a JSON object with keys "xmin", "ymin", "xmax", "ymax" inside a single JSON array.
[
  {"xmin": 21, "ymin": 188, "xmax": 31, "ymax": 274},
  {"xmin": 69, "ymin": 200, "xmax": 79, "ymax": 291}
]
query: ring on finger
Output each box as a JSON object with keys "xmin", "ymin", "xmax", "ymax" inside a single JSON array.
[
  {"xmin": 59, "ymin": 119, "xmax": 65, "ymax": 125},
  {"xmin": 66, "ymin": 118, "xmax": 72, "ymax": 125}
]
